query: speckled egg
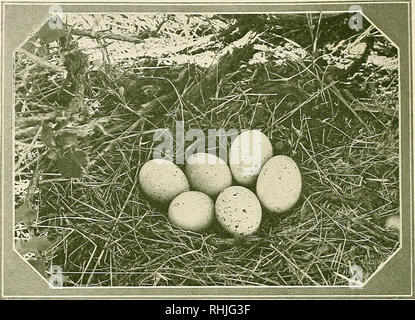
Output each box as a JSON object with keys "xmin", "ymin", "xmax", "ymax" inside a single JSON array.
[
  {"xmin": 256, "ymin": 155, "xmax": 302, "ymax": 213},
  {"xmin": 139, "ymin": 159, "xmax": 190, "ymax": 203},
  {"xmin": 168, "ymin": 191, "xmax": 214, "ymax": 232},
  {"xmin": 215, "ymin": 186, "xmax": 262, "ymax": 236},
  {"xmin": 229, "ymin": 130, "xmax": 273, "ymax": 186},
  {"xmin": 186, "ymin": 153, "xmax": 232, "ymax": 197}
]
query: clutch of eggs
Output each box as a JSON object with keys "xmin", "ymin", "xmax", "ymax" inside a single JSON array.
[{"xmin": 138, "ymin": 132, "xmax": 302, "ymax": 235}]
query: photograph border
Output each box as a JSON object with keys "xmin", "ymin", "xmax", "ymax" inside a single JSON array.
[{"xmin": 1, "ymin": 0, "xmax": 413, "ymax": 299}]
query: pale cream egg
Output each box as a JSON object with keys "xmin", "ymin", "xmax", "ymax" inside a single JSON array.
[
  {"xmin": 186, "ymin": 152, "xmax": 232, "ymax": 197},
  {"xmin": 139, "ymin": 159, "xmax": 190, "ymax": 203},
  {"xmin": 256, "ymin": 155, "xmax": 302, "ymax": 213},
  {"xmin": 229, "ymin": 130, "xmax": 273, "ymax": 186},
  {"xmin": 168, "ymin": 191, "xmax": 214, "ymax": 232},
  {"xmin": 215, "ymin": 186, "xmax": 262, "ymax": 236}
]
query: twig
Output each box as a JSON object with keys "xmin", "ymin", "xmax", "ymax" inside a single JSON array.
[
  {"xmin": 15, "ymin": 63, "xmax": 38, "ymax": 90},
  {"xmin": 16, "ymin": 126, "xmax": 43, "ymax": 171},
  {"xmin": 328, "ymin": 85, "xmax": 370, "ymax": 130},
  {"xmin": 19, "ymin": 49, "xmax": 65, "ymax": 73},
  {"xmin": 16, "ymin": 112, "xmax": 57, "ymax": 128},
  {"xmin": 308, "ymin": 64, "xmax": 369, "ymax": 130},
  {"xmin": 71, "ymin": 28, "xmax": 159, "ymax": 44},
  {"xmin": 88, "ymin": 32, "xmax": 258, "ymax": 167},
  {"xmin": 15, "ymin": 126, "xmax": 38, "ymax": 139},
  {"xmin": 272, "ymin": 246, "xmax": 321, "ymax": 286}
]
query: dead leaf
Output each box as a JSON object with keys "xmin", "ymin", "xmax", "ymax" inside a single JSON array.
[
  {"xmin": 71, "ymin": 150, "xmax": 88, "ymax": 166},
  {"xmin": 55, "ymin": 156, "xmax": 82, "ymax": 178},
  {"xmin": 16, "ymin": 237, "xmax": 53, "ymax": 255},
  {"xmin": 55, "ymin": 132, "xmax": 78, "ymax": 149},
  {"xmin": 37, "ymin": 23, "xmax": 65, "ymax": 44},
  {"xmin": 15, "ymin": 203, "xmax": 37, "ymax": 224}
]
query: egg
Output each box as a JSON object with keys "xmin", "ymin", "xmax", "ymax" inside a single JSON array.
[
  {"xmin": 215, "ymin": 186, "xmax": 262, "ymax": 236},
  {"xmin": 256, "ymin": 155, "xmax": 302, "ymax": 213},
  {"xmin": 168, "ymin": 191, "xmax": 214, "ymax": 232},
  {"xmin": 185, "ymin": 153, "xmax": 232, "ymax": 197},
  {"xmin": 229, "ymin": 130, "xmax": 273, "ymax": 186},
  {"xmin": 139, "ymin": 159, "xmax": 190, "ymax": 203}
]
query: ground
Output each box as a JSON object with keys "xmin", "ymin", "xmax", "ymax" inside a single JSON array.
[{"xmin": 14, "ymin": 13, "xmax": 400, "ymax": 286}]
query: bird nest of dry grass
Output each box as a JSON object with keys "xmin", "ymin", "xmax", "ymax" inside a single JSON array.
[{"xmin": 14, "ymin": 13, "xmax": 399, "ymax": 286}]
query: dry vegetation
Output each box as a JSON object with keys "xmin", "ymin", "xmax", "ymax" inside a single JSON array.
[{"xmin": 14, "ymin": 13, "xmax": 399, "ymax": 286}]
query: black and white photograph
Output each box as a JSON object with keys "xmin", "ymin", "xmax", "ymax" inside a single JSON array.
[{"xmin": 1, "ymin": 0, "xmax": 413, "ymax": 300}]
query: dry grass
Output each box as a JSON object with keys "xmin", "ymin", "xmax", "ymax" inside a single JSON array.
[{"xmin": 14, "ymin": 13, "xmax": 400, "ymax": 286}]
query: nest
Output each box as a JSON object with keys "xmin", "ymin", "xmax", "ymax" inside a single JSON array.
[{"xmin": 14, "ymin": 13, "xmax": 399, "ymax": 286}]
